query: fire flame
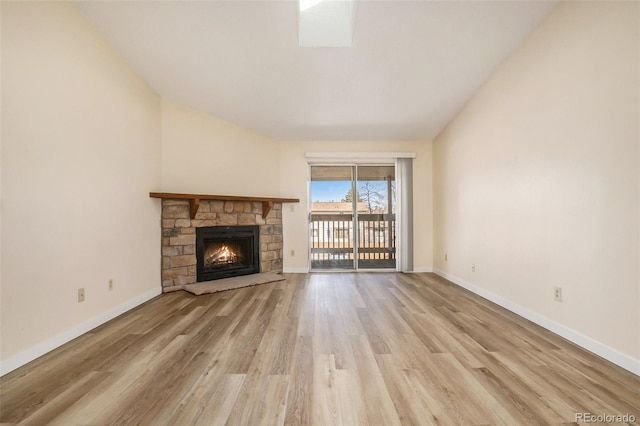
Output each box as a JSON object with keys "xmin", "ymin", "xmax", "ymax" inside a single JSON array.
[{"xmin": 205, "ymin": 244, "xmax": 238, "ymax": 266}]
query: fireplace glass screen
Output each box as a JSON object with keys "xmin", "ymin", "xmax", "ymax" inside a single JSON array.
[{"xmin": 196, "ymin": 225, "xmax": 260, "ymax": 281}]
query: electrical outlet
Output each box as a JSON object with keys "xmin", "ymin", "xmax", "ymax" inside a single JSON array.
[
  {"xmin": 290, "ymin": 249, "xmax": 295, "ymax": 257},
  {"xmin": 108, "ymin": 279, "xmax": 114, "ymax": 291},
  {"xmin": 554, "ymin": 287, "xmax": 562, "ymax": 302},
  {"xmin": 471, "ymin": 264, "xmax": 476, "ymax": 272},
  {"xmin": 78, "ymin": 288, "xmax": 85, "ymax": 303},
  {"xmin": 290, "ymin": 204, "xmax": 295, "ymax": 212}
]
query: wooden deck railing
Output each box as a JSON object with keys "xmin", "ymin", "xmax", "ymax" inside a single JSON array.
[{"xmin": 309, "ymin": 214, "xmax": 396, "ymax": 268}]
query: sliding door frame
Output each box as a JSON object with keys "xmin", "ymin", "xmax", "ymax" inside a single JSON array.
[{"xmin": 308, "ymin": 162, "xmax": 396, "ymax": 272}]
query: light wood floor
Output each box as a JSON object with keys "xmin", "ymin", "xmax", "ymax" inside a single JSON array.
[{"xmin": 1, "ymin": 273, "xmax": 638, "ymax": 425}]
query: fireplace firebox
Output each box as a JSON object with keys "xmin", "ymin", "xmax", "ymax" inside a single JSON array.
[{"xmin": 196, "ymin": 225, "xmax": 260, "ymax": 282}]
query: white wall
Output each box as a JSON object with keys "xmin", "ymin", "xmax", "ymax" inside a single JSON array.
[
  {"xmin": 1, "ymin": 2, "xmax": 162, "ymax": 373},
  {"xmin": 160, "ymin": 106, "xmax": 434, "ymax": 272},
  {"xmin": 433, "ymin": 1, "xmax": 639, "ymax": 371},
  {"xmin": 279, "ymin": 140, "xmax": 433, "ymax": 272},
  {"xmin": 160, "ymin": 99, "xmax": 281, "ymax": 196}
]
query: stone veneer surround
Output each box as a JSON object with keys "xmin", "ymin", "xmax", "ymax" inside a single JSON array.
[{"xmin": 161, "ymin": 199, "xmax": 283, "ymax": 292}]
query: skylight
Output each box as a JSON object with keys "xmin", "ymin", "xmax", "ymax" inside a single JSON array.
[{"xmin": 298, "ymin": 0, "xmax": 356, "ymax": 47}]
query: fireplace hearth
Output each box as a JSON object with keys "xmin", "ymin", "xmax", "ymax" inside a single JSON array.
[{"xmin": 196, "ymin": 225, "xmax": 260, "ymax": 282}]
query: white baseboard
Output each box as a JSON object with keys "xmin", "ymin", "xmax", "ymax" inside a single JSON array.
[
  {"xmin": 0, "ymin": 287, "xmax": 162, "ymax": 377},
  {"xmin": 283, "ymin": 268, "xmax": 309, "ymax": 273},
  {"xmin": 433, "ymin": 269, "xmax": 640, "ymax": 377},
  {"xmin": 283, "ymin": 267, "xmax": 434, "ymax": 273},
  {"xmin": 410, "ymin": 267, "xmax": 433, "ymax": 273}
]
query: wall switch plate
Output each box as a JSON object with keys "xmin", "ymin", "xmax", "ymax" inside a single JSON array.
[
  {"xmin": 78, "ymin": 288, "xmax": 85, "ymax": 303},
  {"xmin": 471, "ymin": 264, "xmax": 476, "ymax": 272},
  {"xmin": 108, "ymin": 279, "xmax": 113, "ymax": 291}
]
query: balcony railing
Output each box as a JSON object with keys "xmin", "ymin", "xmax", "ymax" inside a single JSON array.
[{"xmin": 309, "ymin": 213, "xmax": 396, "ymax": 269}]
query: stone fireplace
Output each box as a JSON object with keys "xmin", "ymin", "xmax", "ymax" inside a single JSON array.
[{"xmin": 160, "ymin": 199, "xmax": 283, "ymax": 292}]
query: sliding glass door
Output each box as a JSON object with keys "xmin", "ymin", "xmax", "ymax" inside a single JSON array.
[
  {"xmin": 309, "ymin": 164, "xmax": 396, "ymax": 270},
  {"xmin": 309, "ymin": 165, "xmax": 355, "ymax": 269},
  {"xmin": 356, "ymin": 165, "xmax": 396, "ymax": 269}
]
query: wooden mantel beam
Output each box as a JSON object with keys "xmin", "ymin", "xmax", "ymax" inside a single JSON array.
[
  {"xmin": 150, "ymin": 192, "xmax": 300, "ymax": 220},
  {"xmin": 261, "ymin": 201, "xmax": 274, "ymax": 219},
  {"xmin": 189, "ymin": 198, "xmax": 200, "ymax": 220}
]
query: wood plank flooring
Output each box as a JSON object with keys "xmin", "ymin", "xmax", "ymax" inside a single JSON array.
[{"xmin": 1, "ymin": 273, "xmax": 638, "ymax": 425}]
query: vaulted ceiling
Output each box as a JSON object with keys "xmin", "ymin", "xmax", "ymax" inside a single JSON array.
[{"xmin": 75, "ymin": 1, "xmax": 557, "ymax": 141}]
